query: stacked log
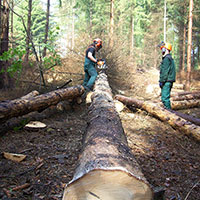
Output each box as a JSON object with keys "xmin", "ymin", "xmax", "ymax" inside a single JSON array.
[
  {"xmin": 0, "ymin": 85, "xmax": 84, "ymax": 122},
  {"xmin": 171, "ymin": 99, "xmax": 200, "ymax": 110},
  {"xmin": 115, "ymin": 95, "xmax": 200, "ymax": 141},
  {"xmin": 171, "ymin": 92, "xmax": 200, "ymax": 101},
  {"xmin": 62, "ymin": 73, "xmax": 153, "ymax": 200}
]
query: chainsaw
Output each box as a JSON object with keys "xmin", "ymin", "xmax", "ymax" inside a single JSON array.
[{"xmin": 97, "ymin": 59, "xmax": 107, "ymax": 70}]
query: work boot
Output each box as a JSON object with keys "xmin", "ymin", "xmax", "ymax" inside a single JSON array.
[{"xmin": 81, "ymin": 86, "xmax": 91, "ymax": 101}]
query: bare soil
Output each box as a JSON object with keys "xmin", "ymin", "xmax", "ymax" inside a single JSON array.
[{"xmin": 0, "ymin": 68, "xmax": 200, "ymax": 200}]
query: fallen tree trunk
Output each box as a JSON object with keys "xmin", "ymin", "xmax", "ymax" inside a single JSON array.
[
  {"xmin": 0, "ymin": 85, "xmax": 84, "ymax": 122},
  {"xmin": 63, "ymin": 73, "xmax": 153, "ymax": 200},
  {"xmin": 153, "ymin": 99, "xmax": 200, "ymax": 110},
  {"xmin": 171, "ymin": 91, "xmax": 200, "ymax": 97},
  {"xmin": 170, "ymin": 110, "xmax": 200, "ymax": 126},
  {"xmin": 171, "ymin": 92, "xmax": 200, "ymax": 101},
  {"xmin": 0, "ymin": 90, "xmax": 39, "ymax": 103},
  {"xmin": 171, "ymin": 99, "xmax": 200, "ymax": 110},
  {"xmin": 115, "ymin": 95, "xmax": 200, "ymax": 141}
]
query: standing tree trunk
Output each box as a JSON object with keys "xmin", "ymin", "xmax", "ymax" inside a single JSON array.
[
  {"xmin": 109, "ymin": 0, "xmax": 114, "ymax": 48},
  {"xmin": 180, "ymin": 22, "xmax": 186, "ymax": 82},
  {"xmin": 185, "ymin": 0, "xmax": 193, "ymax": 90},
  {"xmin": 89, "ymin": 0, "xmax": 93, "ymax": 37},
  {"xmin": 62, "ymin": 73, "xmax": 152, "ymax": 200},
  {"xmin": 10, "ymin": 0, "xmax": 13, "ymax": 48},
  {"xmin": 130, "ymin": 14, "xmax": 134, "ymax": 56},
  {"xmin": 0, "ymin": 0, "xmax": 12, "ymax": 89},
  {"xmin": 0, "ymin": 0, "xmax": 2, "ymax": 88},
  {"xmin": 42, "ymin": 0, "xmax": 50, "ymax": 57},
  {"xmin": 25, "ymin": 0, "xmax": 32, "ymax": 62}
]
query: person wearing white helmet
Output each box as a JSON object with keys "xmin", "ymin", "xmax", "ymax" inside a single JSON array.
[
  {"xmin": 82, "ymin": 38, "xmax": 102, "ymax": 93},
  {"xmin": 159, "ymin": 42, "xmax": 176, "ymax": 109}
]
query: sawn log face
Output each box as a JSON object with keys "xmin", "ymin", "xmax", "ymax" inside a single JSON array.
[{"xmin": 63, "ymin": 74, "xmax": 152, "ymax": 200}]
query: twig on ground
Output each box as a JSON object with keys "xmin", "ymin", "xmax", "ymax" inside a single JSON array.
[
  {"xmin": 12, "ymin": 183, "xmax": 30, "ymax": 191},
  {"xmin": 184, "ymin": 180, "xmax": 199, "ymax": 200}
]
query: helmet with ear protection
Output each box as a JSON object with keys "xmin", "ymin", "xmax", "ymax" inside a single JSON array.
[{"xmin": 93, "ymin": 38, "xmax": 102, "ymax": 49}]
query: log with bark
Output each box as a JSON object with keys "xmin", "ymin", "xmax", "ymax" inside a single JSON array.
[
  {"xmin": 171, "ymin": 91, "xmax": 200, "ymax": 97},
  {"xmin": 0, "ymin": 85, "xmax": 84, "ymax": 122},
  {"xmin": 171, "ymin": 99, "xmax": 200, "ymax": 110},
  {"xmin": 153, "ymin": 98, "xmax": 200, "ymax": 110},
  {"xmin": 115, "ymin": 95, "xmax": 200, "ymax": 141},
  {"xmin": 171, "ymin": 92, "xmax": 200, "ymax": 101},
  {"xmin": 62, "ymin": 73, "xmax": 153, "ymax": 200}
]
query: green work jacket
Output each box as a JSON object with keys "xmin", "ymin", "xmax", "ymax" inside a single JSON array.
[{"xmin": 159, "ymin": 54, "xmax": 176, "ymax": 83}]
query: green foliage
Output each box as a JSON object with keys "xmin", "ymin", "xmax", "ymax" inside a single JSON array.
[
  {"xmin": 9, "ymin": 0, "xmax": 200, "ymax": 73},
  {"xmin": 42, "ymin": 46, "xmax": 61, "ymax": 69},
  {"xmin": 0, "ymin": 48, "xmax": 26, "ymax": 76},
  {"xmin": 13, "ymin": 119, "xmax": 29, "ymax": 131}
]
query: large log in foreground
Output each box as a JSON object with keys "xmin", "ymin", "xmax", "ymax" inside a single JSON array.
[
  {"xmin": 115, "ymin": 95, "xmax": 200, "ymax": 141},
  {"xmin": 0, "ymin": 85, "xmax": 84, "ymax": 122},
  {"xmin": 63, "ymin": 73, "xmax": 152, "ymax": 200}
]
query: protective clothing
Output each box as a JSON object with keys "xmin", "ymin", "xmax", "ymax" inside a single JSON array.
[
  {"xmin": 159, "ymin": 54, "xmax": 176, "ymax": 109},
  {"xmin": 159, "ymin": 54, "xmax": 176, "ymax": 83},
  {"xmin": 93, "ymin": 38, "xmax": 102, "ymax": 49},
  {"xmin": 160, "ymin": 42, "xmax": 172, "ymax": 51},
  {"xmin": 83, "ymin": 43, "xmax": 98, "ymax": 91}
]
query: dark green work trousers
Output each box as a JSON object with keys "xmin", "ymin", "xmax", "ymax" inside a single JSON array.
[
  {"xmin": 161, "ymin": 82, "xmax": 173, "ymax": 109},
  {"xmin": 83, "ymin": 58, "xmax": 97, "ymax": 90}
]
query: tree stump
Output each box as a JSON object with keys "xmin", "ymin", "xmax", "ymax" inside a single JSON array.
[{"xmin": 62, "ymin": 73, "xmax": 152, "ymax": 200}]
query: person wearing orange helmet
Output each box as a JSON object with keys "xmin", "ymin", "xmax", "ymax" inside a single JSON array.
[
  {"xmin": 159, "ymin": 42, "xmax": 176, "ymax": 109},
  {"xmin": 82, "ymin": 38, "xmax": 102, "ymax": 93}
]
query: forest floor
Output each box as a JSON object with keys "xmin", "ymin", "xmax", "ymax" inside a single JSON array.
[{"xmin": 0, "ymin": 67, "xmax": 200, "ymax": 200}]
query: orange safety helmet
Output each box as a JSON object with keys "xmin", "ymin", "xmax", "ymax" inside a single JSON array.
[
  {"xmin": 93, "ymin": 38, "xmax": 102, "ymax": 49},
  {"xmin": 160, "ymin": 42, "xmax": 172, "ymax": 51}
]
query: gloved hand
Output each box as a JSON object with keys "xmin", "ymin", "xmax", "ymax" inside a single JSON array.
[{"xmin": 159, "ymin": 82, "xmax": 164, "ymax": 88}]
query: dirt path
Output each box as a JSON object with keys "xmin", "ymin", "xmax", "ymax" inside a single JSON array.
[{"xmin": 0, "ymin": 101, "xmax": 200, "ymax": 199}]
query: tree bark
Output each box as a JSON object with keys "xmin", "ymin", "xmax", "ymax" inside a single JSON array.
[
  {"xmin": 42, "ymin": 0, "xmax": 50, "ymax": 57},
  {"xmin": 0, "ymin": 85, "xmax": 84, "ymax": 122},
  {"xmin": 25, "ymin": 0, "xmax": 32, "ymax": 62},
  {"xmin": 10, "ymin": 0, "xmax": 13, "ymax": 48},
  {"xmin": 62, "ymin": 73, "xmax": 152, "ymax": 200},
  {"xmin": 0, "ymin": 0, "xmax": 12, "ymax": 89},
  {"xmin": 171, "ymin": 99, "xmax": 200, "ymax": 110},
  {"xmin": 185, "ymin": 0, "xmax": 193, "ymax": 90},
  {"xmin": 171, "ymin": 92, "xmax": 200, "ymax": 101},
  {"xmin": 115, "ymin": 95, "xmax": 200, "ymax": 141},
  {"xmin": 170, "ymin": 110, "xmax": 200, "ymax": 126},
  {"xmin": 109, "ymin": 0, "xmax": 114, "ymax": 48},
  {"xmin": 180, "ymin": 22, "xmax": 186, "ymax": 82}
]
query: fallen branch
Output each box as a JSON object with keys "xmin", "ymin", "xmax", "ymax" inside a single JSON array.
[
  {"xmin": 184, "ymin": 180, "xmax": 199, "ymax": 200},
  {"xmin": 12, "ymin": 183, "xmax": 30, "ymax": 191}
]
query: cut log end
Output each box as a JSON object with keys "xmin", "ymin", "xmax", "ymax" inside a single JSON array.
[
  {"xmin": 24, "ymin": 121, "xmax": 47, "ymax": 131},
  {"xmin": 63, "ymin": 170, "xmax": 152, "ymax": 200}
]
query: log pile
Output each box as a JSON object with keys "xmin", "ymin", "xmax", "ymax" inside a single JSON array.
[
  {"xmin": 115, "ymin": 95, "xmax": 200, "ymax": 141},
  {"xmin": 62, "ymin": 73, "xmax": 153, "ymax": 200},
  {"xmin": 0, "ymin": 85, "xmax": 84, "ymax": 122}
]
